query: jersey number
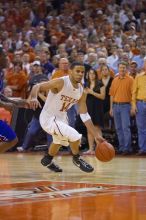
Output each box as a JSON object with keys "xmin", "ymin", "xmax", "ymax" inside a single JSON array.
[{"xmin": 60, "ymin": 102, "xmax": 71, "ymax": 112}]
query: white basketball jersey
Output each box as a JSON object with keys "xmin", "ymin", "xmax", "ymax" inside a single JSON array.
[{"xmin": 40, "ymin": 76, "xmax": 83, "ymax": 122}]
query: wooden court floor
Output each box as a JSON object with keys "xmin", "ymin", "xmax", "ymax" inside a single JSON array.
[{"xmin": 0, "ymin": 153, "xmax": 146, "ymax": 220}]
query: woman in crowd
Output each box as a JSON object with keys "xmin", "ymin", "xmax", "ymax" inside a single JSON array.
[
  {"xmin": 84, "ymin": 68, "xmax": 105, "ymax": 154},
  {"xmin": 100, "ymin": 64, "xmax": 114, "ymax": 128}
]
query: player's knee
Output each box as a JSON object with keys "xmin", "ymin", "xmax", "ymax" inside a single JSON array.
[{"xmin": 70, "ymin": 138, "xmax": 81, "ymax": 146}]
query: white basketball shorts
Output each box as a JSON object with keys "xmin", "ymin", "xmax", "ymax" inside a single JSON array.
[{"xmin": 40, "ymin": 114, "xmax": 82, "ymax": 146}]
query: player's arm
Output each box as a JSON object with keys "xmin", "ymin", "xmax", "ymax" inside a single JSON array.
[
  {"xmin": 10, "ymin": 99, "xmax": 30, "ymax": 108},
  {"xmin": 0, "ymin": 93, "xmax": 29, "ymax": 108},
  {"xmin": 78, "ymin": 92, "xmax": 105, "ymax": 143},
  {"xmin": 0, "ymin": 99, "xmax": 13, "ymax": 110},
  {"xmin": 38, "ymin": 92, "xmax": 47, "ymax": 102},
  {"xmin": 28, "ymin": 78, "xmax": 64, "ymax": 110}
]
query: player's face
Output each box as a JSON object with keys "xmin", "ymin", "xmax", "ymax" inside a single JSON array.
[{"xmin": 71, "ymin": 66, "xmax": 85, "ymax": 83}]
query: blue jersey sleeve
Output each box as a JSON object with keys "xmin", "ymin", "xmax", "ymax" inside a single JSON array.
[{"xmin": 0, "ymin": 120, "xmax": 17, "ymax": 141}]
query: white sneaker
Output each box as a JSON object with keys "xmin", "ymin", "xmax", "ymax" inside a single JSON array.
[{"xmin": 17, "ymin": 147, "xmax": 25, "ymax": 152}]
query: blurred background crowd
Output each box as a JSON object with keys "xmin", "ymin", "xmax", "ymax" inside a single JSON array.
[{"xmin": 0, "ymin": 0, "xmax": 146, "ymax": 155}]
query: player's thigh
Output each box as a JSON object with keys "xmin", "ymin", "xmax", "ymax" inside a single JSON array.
[
  {"xmin": 0, "ymin": 120, "xmax": 16, "ymax": 141},
  {"xmin": 53, "ymin": 120, "xmax": 82, "ymax": 142}
]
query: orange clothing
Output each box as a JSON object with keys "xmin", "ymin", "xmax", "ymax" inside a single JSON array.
[
  {"xmin": 131, "ymin": 48, "xmax": 140, "ymax": 55},
  {"xmin": 125, "ymin": 31, "xmax": 140, "ymax": 38},
  {"xmin": 86, "ymin": 0, "xmax": 107, "ymax": 9},
  {"xmin": 132, "ymin": 72, "xmax": 146, "ymax": 107},
  {"xmin": 5, "ymin": 70, "xmax": 28, "ymax": 98},
  {"xmin": 24, "ymin": 50, "xmax": 36, "ymax": 63},
  {"xmin": 22, "ymin": 48, "xmax": 36, "ymax": 63},
  {"xmin": 0, "ymin": 108, "xmax": 12, "ymax": 124},
  {"xmin": 109, "ymin": 74, "xmax": 134, "ymax": 103},
  {"xmin": 49, "ymin": 28, "xmax": 66, "ymax": 44},
  {"xmin": 7, "ymin": 52, "xmax": 15, "ymax": 62},
  {"xmin": 51, "ymin": 69, "xmax": 71, "ymax": 79},
  {"xmin": 19, "ymin": 7, "xmax": 31, "ymax": 21}
]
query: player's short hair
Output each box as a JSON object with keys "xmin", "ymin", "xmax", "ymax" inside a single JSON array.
[{"xmin": 70, "ymin": 62, "xmax": 84, "ymax": 69}]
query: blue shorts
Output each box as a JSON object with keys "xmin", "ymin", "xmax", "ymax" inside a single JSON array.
[{"xmin": 0, "ymin": 120, "xmax": 17, "ymax": 142}]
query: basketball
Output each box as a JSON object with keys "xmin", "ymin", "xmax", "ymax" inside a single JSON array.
[{"xmin": 95, "ymin": 141, "xmax": 115, "ymax": 162}]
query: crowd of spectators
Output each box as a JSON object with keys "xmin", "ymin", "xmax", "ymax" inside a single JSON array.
[{"xmin": 0, "ymin": 0, "xmax": 146, "ymax": 155}]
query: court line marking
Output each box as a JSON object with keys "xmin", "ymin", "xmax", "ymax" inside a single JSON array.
[
  {"xmin": 0, "ymin": 187, "xmax": 146, "ymax": 207},
  {"xmin": 0, "ymin": 179, "xmax": 146, "ymax": 187}
]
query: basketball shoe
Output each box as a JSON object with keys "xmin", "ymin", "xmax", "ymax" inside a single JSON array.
[
  {"xmin": 72, "ymin": 154, "xmax": 94, "ymax": 173},
  {"xmin": 41, "ymin": 155, "xmax": 63, "ymax": 172}
]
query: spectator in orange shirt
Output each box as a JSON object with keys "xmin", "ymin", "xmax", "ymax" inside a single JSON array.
[
  {"xmin": 109, "ymin": 62, "xmax": 134, "ymax": 155},
  {"xmin": 51, "ymin": 58, "xmax": 70, "ymax": 79},
  {"xmin": 5, "ymin": 62, "xmax": 28, "ymax": 98},
  {"xmin": 22, "ymin": 42, "xmax": 36, "ymax": 63}
]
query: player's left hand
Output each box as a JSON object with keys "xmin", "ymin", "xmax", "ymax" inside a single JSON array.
[{"xmin": 28, "ymin": 98, "xmax": 41, "ymax": 110}]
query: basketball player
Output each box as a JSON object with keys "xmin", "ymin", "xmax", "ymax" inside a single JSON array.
[
  {"xmin": 29, "ymin": 62, "xmax": 105, "ymax": 173},
  {"xmin": 0, "ymin": 93, "xmax": 29, "ymax": 153}
]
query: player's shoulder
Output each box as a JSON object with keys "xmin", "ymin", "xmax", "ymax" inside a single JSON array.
[
  {"xmin": 49, "ymin": 77, "xmax": 64, "ymax": 91},
  {"xmin": 51, "ymin": 77, "xmax": 64, "ymax": 83}
]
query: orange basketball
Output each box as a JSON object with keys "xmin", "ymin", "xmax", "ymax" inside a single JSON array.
[{"xmin": 95, "ymin": 141, "xmax": 115, "ymax": 162}]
